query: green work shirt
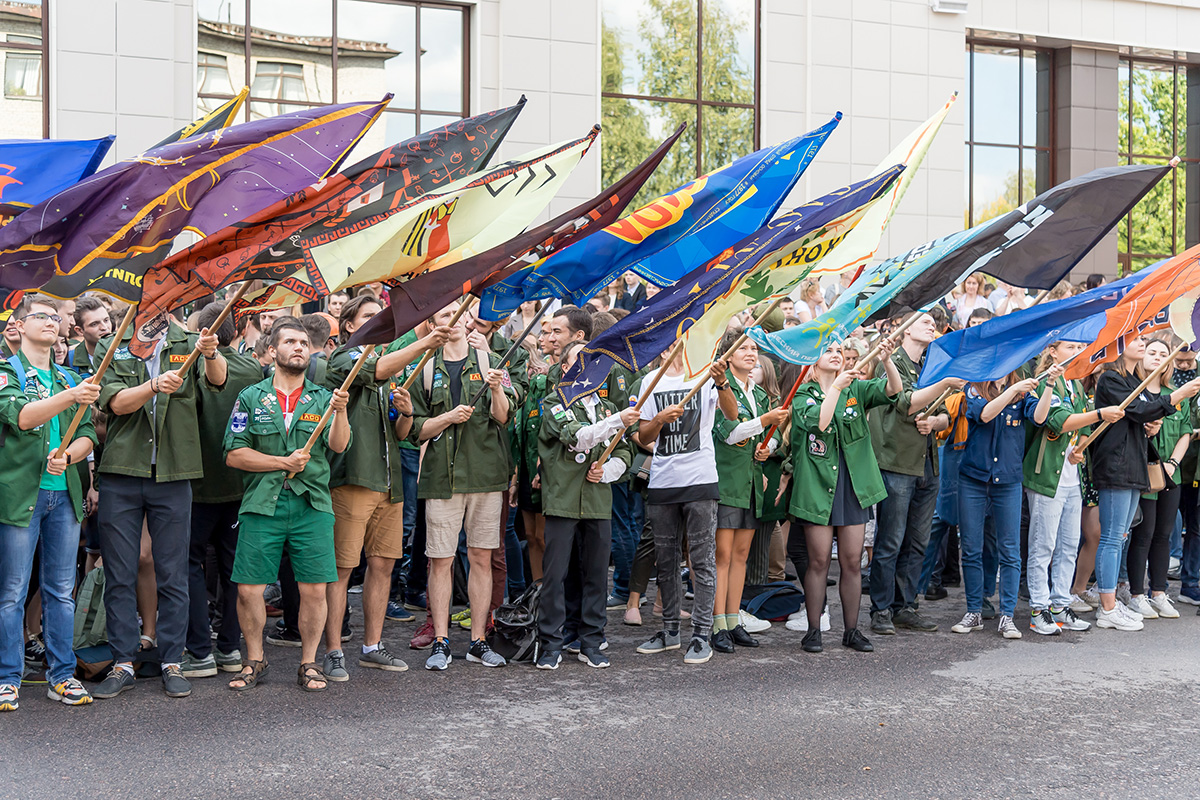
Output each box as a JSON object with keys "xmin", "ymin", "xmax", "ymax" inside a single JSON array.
[
  {"xmin": 223, "ymin": 376, "xmax": 345, "ymax": 516},
  {"xmin": 1023, "ymin": 376, "xmax": 1088, "ymax": 499},
  {"xmin": 409, "ymin": 347, "xmax": 517, "ymax": 499},
  {"xmin": 488, "ymin": 330, "xmax": 529, "ymax": 406},
  {"xmin": 193, "ymin": 348, "xmax": 265, "ymax": 504},
  {"xmin": 713, "ymin": 373, "xmax": 775, "ymax": 511},
  {"xmin": 1145, "ymin": 389, "xmax": 1193, "ymax": 500},
  {"xmin": 326, "ymin": 344, "xmax": 405, "ymax": 502},
  {"xmin": 537, "ymin": 394, "xmax": 631, "ymax": 519},
  {"xmin": 0, "ymin": 352, "xmax": 96, "ymax": 526},
  {"xmin": 789, "ymin": 377, "xmax": 894, "ymax": 525},
  {"xmin": 68, "ymin": 342, "xmax": 97, "ymax": 380},
  {"xmin": 869, "ymin": 348, "xmax": 939, "ymax": 478},
  {"xmin": 96, "ymin": 322, "xmax": 222, "ymax": 482},
  {"xmin": 514, "ymin": 371, "xmax": 549, "ymax": 505},
  {"xmin": 757, "ymin": 454, "xmax": 790, "ymax": 522},
  {"xmin": 392, "ymin": 331, "xmax": 421, "ymax": 452}
]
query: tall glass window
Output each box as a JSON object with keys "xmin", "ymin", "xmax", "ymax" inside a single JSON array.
[{"xmin": 0, "ymin": 1, "xmax": 47, "ymax": 138}]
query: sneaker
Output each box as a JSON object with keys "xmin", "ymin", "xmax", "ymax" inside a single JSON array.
[
  {"xmin": 683, "ymin": 636, "xmax": 712, "ymax": 665},
  {"xmin": 578, "ymin": 647, "xmax": 611, "ymax": 668},
  {"xmin": 892, "ymin": 608, "xmax": 938, "ymax": 632},
  {"xmin": 93, "ymin": 667, "xmax": 135, "ymax": 699},
  {"xmin": 739, "ymin": 610, "xmax": 771, "ymax": 633},
  {"xmin": 409, "ymin": 619, "xmax": 436, "ymax": 650},
  {"xmin": 924, "ymin": 585, "xmax": 949, "ymax": 601},
  {"xmin": 981, "ymin": 598, "xmax": 997, "ymax": 620},
  {"xmin": 1082, "ymin": 586, "xmax": 1101, "ymax": 608},
  {"xmin": 998, "ymin": 615, "xmax": 1022, "ymax": 639},
  {"xmin": 1177, "ymin": 587, "xmax": 1200, "ymax": 606},
  {"xmin": 870, "ymin": 609, "xmax": 895, "ymax": 636},
  {"xmin": 842, "ymin": 628, "xmax": 874, "ymax": 652},
  {"xmin": 1097, "ymin": 606, "xmax": 1143, "ymax": 631},
  {"xmin": 161, "ymin": 665, "xmax": 192, "ymax": 698},
  {"xmin": 1116, "ymin": 583, "xmax": 1133, "ymax": 606},
  {"xmin": 348, "ymin": 584, "xmax": 363, "ymax": 595},
  {"xmin": 729, "ymin": 624, "xmax": 760, "ymax": 648},
  {"xmin": 623, "ymin": 607, "xmax": 643, "ymax": 626},
  {"xmin": 214, "ymin": 648, "xmax": 243, "ymax": 673},
  {"xmin": 1118, "ymin": 600, "xmax": 1145, "ymax": 622},
  {"xmin": 1029, "ymin": 609, "xmax": 1060, "ymax": 636},
  {"xmin": 786, "ymin": 608, "xmax": 831, "ymax": 633},
  {"xmin": 606, "ymin": 593, "xmax": 627, "ymax": 609},
  {"xmin": 801, "ymin": 629, "xmax": 822, "ymax": 653},
  {"xmin": 266, "ymin": 626, "xmax": 304, "ymax": 648},
  {"xmin": 1052, "ymin": 607, "xmax": 1091, "ymax": 631},
  {"xmin": 341, "ymin": 614, "xmax": 352, "ymax": 642},
  {"xmin": 951, "ymin": 612, "xmax": 983, "ymax": 634},
  {"xmin": 180, "ymin": 652, "xmax": 218, "ymax": 678},
  {"xmin": 360, "ymin": 645, "xmax": 409, "ymax": 672},
  {"xmin": 1168, "ymin": 557, "xmax": 1182, "ymax": 580},
  {"xmin": 403, "ymin": 592, "xmax": 428, "ymax": 611},
  {"xmin": 1128, "ymin": 593, "xmax": 1158, "ymax": 619},
  {"xmin": 1149, "ymin": 594, "xmax": 1180, "ymax": 619},
  {"xmin": 263, "ymin": 583, "xmax": 283, "ymax": 608},
  {"xmin": 425, "ymin": 638, "xmax": 452, "ymax": 670},
  {"xmin": 636, "ymin": 630, "xmax": 681, "ymax": 654},
  {"xmin": 466, "ymin": 639, "xmax": 506, "ymax": 668},
  {"xmin": 0, "ymin": 683, "xmax": 17, "ymax": 711},
  {"xmin": 711, "ymin": 629, "xmax": 735, "ymax": 653},
  {"xmin": 23, "ymin": 635, "xmax": 46, "ymax": 667},
  {"xmin": 451, "ymin": 609, "xmax": 472, "ymax": 630},
  {"xmin": 536, "ymin": 650, "xmax": 562, "ymax": 670},
  {"xmin": 565, "ymin": 636, "xmax": 607, "ymax": 654},
  {"xmin": 323, "ymin": 650, "xmax": 350, "ymax": 682},
  {"xmin": 385, "ymin": 601, "xmax": 415, "ymax": 623},
  {"xmin": 47, "ymin": 677, "xmax": 92, "ymax": 706},
  {"xmin": 1069, "ymin": 593, "xmax": 1095, "ymax": 613}
]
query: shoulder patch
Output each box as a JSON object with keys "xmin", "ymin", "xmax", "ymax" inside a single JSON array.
[
  {"xmin": 113, "ymin": 347, "xmax": 133, "ymax": 361},
  {"xmin": 229, "ymin": 411, "xmax": 248, "ymax": 433},
  {"xmin": 0, "ymin": 374, "xmax": 7, "ymax": 389},
  {"xmin": 550, "ymin": 403, "xmax": 567, "ymax": 419},
  {"xmin": 616, "ymin": 374, "xmax": 626, "ymax": 391}
]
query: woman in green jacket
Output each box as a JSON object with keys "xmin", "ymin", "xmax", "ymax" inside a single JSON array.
[{"xmin": 790, "ymin": 340, "xmax": 901, "ymax": 654}]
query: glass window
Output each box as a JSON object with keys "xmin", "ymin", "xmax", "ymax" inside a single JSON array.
[
  {"xmin": 0, "ymin": 1, "xmax": 46, "ymax": 138},
  {"xmin": 197, "ymin": 52, "xmax": 235, "ymax": 112},
  {"xmin": 601, "ymin": 0, "xmax": 758, "ymax": 208},
  {"xmin": 250, "ymin": 62, "xmax": 309, "ymax": 118},
  {"xmin": 964, "ymin": 39, "xmax": 1054, "ymax": 228}
]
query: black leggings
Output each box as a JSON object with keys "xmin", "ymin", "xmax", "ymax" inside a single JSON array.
[
  {"xmin": 803, "ymin": 524, "xmax": 865, "ymax": 632},
  {"xmin": 1128, "ymin": 484, "xmax": 1180, "ymax": 596}
]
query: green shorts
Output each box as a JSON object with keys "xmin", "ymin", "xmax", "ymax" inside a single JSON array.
[{"xmin": 232, "ymin": 489, "xmax": 337, "ymax": 585}]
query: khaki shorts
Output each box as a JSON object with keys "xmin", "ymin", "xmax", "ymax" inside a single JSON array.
[
  {"xmin": 425, "ymin": 492, "xmax": 503, "ymax": 558},
  {"xmin": 331, "ymin": 484, "xmax": 406, "ymax": 569}
]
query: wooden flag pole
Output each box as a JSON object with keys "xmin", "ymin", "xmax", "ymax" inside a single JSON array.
[
  {"xmin": 758, "ymin": 364, "xmax": 811, "ymax": 448},
  {"xmin": 594, "ymin": 339, "xmax": 685, "ymax": 467},
  {"xmin": 175, "ymin": 281, "xmax": 253, "ymax": 375},
  {"xmin": 467, "ymin": 300, "xmax": 554, "ymax": 407},
  {"xmin": 916, "ymin": 385, "xmax": 955, "ymax": 421},
  {"xmin": 51, "ymin": 303, "xmax": 138, "ymax": 460},
  {"xmin": 674, "ymin": 295, "xmax": 787, "ymax": 410},
  {"xmin": 858, "ymin": 311, "xmax": 920, "ymax": 367},
  {"xmin": 1075, "ymin": 342, "xmax": 1187, "ymax": 454},
  {"xmin": 286, "ymin": 344, "xmax": 375, "ymax": 479},
  {"xmin": 400, "ymin": 295, "xmax": 475, "ymax": 391}
]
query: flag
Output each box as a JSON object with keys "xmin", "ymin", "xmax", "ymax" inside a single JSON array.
[
  {"xmin": 8, "ymin": 98, "xmax": 390, "ymax": 305},
  {"xmin": 147, "ymin": 88, "xmax": 248, "ymax": 150},
  {"xmin": 1065, "ymin": 244, "xmax": 1200, "ymax": 379},
  {"xmin": 1168, "ymin": 285, "xmax": 1200, "ymax": 347},
  {"xmin": 875, "ymin": 163, "xmax": 1170, "ymax": 321},
  {"xmin": 555, "ymin": 167, "xmax": 904, "ymax": 408},
  {"xmin": 0, "ymin": 136, "xmax": 114, "ymax": 210},
  {"xmin": 475, "ymin": 114, "xmax": 843, "ymax": 321},
  {"xmin": 917, "ymin": 266, "xmax": 1158, "ymax": 387},
  {"xmin": 345, "ymin": 126, "xmax": 685, "ymax": 348},
  {"xmin": 235, "ymin": 128, "xmax": 600, "ymax": 314},
  {"xmin": 131, "ymin": 101, "xmax": 526, "ymax": 346}
]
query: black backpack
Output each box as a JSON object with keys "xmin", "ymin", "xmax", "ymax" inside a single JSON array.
[
  {"xmin": 487, "ymin": 582, "xmax": 542, "ymax": 663},
  {"xmin": 742, "ymin": 581, "xmax": 805, "ymax": 621}
]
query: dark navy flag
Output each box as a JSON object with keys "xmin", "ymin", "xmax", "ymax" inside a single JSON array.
[{"xmin": 0, "ymin": 136, "xmax": 113, "ymax": 210}]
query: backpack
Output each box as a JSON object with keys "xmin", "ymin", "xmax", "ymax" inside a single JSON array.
[
  {"xmin": 73, "ymin": 566, "xmax": 108, "ymax": 649},
  {"xmin": 741, "ymin": 581, "xmax": 805, "ymax": 622},
  {"xmin": 487, "ymin": 582, "xmax": 542, "ymax": 663},
  {"xmin": 7, "ymin": 354, "xmax": 78, "ymax": 392}
]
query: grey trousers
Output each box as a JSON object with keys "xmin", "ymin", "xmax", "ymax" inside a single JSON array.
[{"xmin": 648, "ymin": 499, "xmax": 717, "ymax": 638}]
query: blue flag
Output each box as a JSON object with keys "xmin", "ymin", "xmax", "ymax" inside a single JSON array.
[
  {"xmin": 476, "ymin": 114, "xmax": 842, "ymax": 321},
  {"xmin": 917, "ymin": 266, "xmax": 1160, "ymax": 387},
  {"xmin": 556, "ymin": 165, "xmax": 904, "ymax": 407},
  {"xmin": 0, "ymin": 136, "xmax": 114, "ymax": 211}
]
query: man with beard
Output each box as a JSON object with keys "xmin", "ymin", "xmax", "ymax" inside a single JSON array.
[{"xmin": 223, "ymin": 319, "xmax": 350, "ymax": 693}]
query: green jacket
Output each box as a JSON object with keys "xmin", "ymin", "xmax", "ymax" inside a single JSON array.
[
  {"xmin": 1023, "ymin": 376, "xmax": 1088, "ymax": 498},
  {"xmin": 409, "ymin": 347, "xmax": 517, "ymax": 499},
  {"xmin": 0, "ymin": 352, "xmax": 96, "ymax": 526},
  {"xmin": 488, "ymin": 330, "xmax": 529, "ymax": 405},
  {"xmin": 537, "ymin": 394, "xmax": 631, "ymax": 519},
  {"xmin": 1145, "ymin": 389, "xmax": 1193, "ymax": 500},
  {"xmin": 326, "ymin": 344, "xmax": 405, "ymax": 501},
  {"xmin": 193, "ymin": 348, "xmax": 264, "ymax": 504},
  {"xmin": 789, "ymin": 377, "xmax": 895, "ymax": 525},
  {"xmin": 514, "ymin": 371, "xmax": 549, "ymax": 503},
  {"xmin": 67, "ymin": 341, "xmax": 98, "ymax": 379},
  {"xmin": 757, "ymin": 454, "xmax": 790, "ymax": 522},
  {"xmin": 713, "ymin": 373, "xmax": 775, "ymax": 511},
  {"xmin": 96, "ymin": 322, "xmax": 221, "ymax": 482},
  {"xmin": 223, "ymin": 377, "xmax": 344, "ymax": 516},
  {"xmin": 869, "ymin": 348, "xmax": 939, "ymax": 478}
]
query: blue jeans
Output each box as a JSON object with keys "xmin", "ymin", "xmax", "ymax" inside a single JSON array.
[
  {"xmin": 870, "ymin": 465, "xmax": 938, "ymax": 614},
  {"xmin": 1097, "ymin": 488, "xmax": 1141, "ymax": 594},
  {"xmin": 610, "ymin": 482, "xmax": 643, "ymax": 600},
  {"xmin": 0, "ymin": 490, "xmax": 80, "ymax": 686},
  {"xmin": 958, "ymin": 476, "xmax": 1021, "ymax": 617},
  {"xmin": 504, "ymin": 504, "xmax": 525, "ymax": 599},
  {"xmin": 400, "ymin": 448, "xmax": 419, "ymax": 541}
]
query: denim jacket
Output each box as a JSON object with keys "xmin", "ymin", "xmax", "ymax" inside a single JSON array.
[{"xmin": 960, "ymin": 386, "xmax": 1038, "ymax": 485}]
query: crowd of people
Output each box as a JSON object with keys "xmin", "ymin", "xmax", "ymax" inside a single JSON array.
[{"xmin": 2, "ymin": 266, "xmax": 1196, "ymax": 711}]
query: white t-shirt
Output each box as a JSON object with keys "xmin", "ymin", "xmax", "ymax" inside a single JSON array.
[{"xmin": 638, "ymin": 370, "xmax": 720, "ymax": 500}]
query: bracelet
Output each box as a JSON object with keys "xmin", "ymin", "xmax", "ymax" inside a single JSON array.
[
  {"xmin": 1168, "ymin": 458, "xmax": 1180, "ymax": 468},
  {"xmin": 65, "ymin": 453, "xmax": 72, "ymax": 466},
  {"xmin": 150, "ymin": 377, "xmax": 158, "ymax": 393},
  {"xmin": 203, "ymin": 352, "xmax": 217, "ymax": 360},
  {"xmin": 400, "ymin": 412, "xmax": 413, "ymax": 418},
  {"xmin": 716, "ymin": 382, "xmax": 730, "ymax": 391}
]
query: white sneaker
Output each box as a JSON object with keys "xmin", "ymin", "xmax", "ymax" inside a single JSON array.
[
  {"xmin": 1116, "ymin": 583, "xmax": 1134, "ymax": 607},
  {"xmin": 1149, "ymin": 593, "xmax": 1180, "ymax": 619},
  {"xmin": 1052, "ymin": 607, "xmax": 1092, "ymax": 631},
  {"xmin": 951, "ymin": 612, "xmax": 983, "ymax": 634},
  {"xmin": 1116, "ymin": 600, "xmax": 1143, "ymax": 622},
  {"xmin": 1168, "ymin": 556, "xmax": 1182, "ymax": 580},
  {"xmin": 784, "ymin": 609, "xmax": 830, "ymax": 632},
  {"xmin": 998, "ymin": 615, "xmax": 1023, "ymax": 639},
  {"xmin": 1069, "ymin": 593, "xmax": 1095, "ymax": 613},
  {"xmin": 1126, "ymin": 595, "xmax": 1156, "ymax": 620},
  {"xmin": 739, "ymin": 610, "xmax": 771, "ymax": 633},
  {"xmin": 1082, "ymin": 586, "xmax": 1101, "ymax": 608},
  {"xmin": 1096, "ymin": 606, "xmax": 1143, "ymax": 631},
  {"xmin": 1029, "ymin": 609, "xmax": 1061, "ymax": 636}
]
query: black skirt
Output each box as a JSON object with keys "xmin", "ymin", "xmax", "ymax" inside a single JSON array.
[{"xmin": 829, "ymin": 451, "xmax": 869, "ymax": 527}]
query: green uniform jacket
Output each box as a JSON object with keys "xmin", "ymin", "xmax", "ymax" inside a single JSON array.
[
  {"xmin": 789, "ymin": 377, "xmax": 895, "ymax": 525},
  {"xmin": 326, "ymin": 344, "xmax": 405, "ymax": 501},
  {"xmin": 1023, "ymin": 376, "xmax": 1088, "ymax": 498},
  {"xmin": 870, "ymin": 348, "xmax": 939, "ymax": 478},
  {"xmin": 488, "ymin": 331, "xmax": 529, "ymax": 405},
  {"xmin": 713, "ymin": 373, "xmax": 775, "ymax": 511},
  {"xmin": 514, "ymin": 371, "xmax": 549, "ymax": 505},
  {"xmin": 409, "ymin": 347, "xmax": 517, "ymax": 499},
  {"xmin": 67, "ymin": 342, "xmax": 97, "ymax": 379},
  {"xmin": 537, "ymin": 395, "xmax": 631, "ymax": 519},
  {"xmin": 0, "ymin": 353, "xmax": 96, "ymax": 526},
  {"xmin": 391, "ymin": 331, "xmax": 421, "ymax": 452},
  {"xmin": 757, "ymin": 455, "xmax": 790, "ymax": 522},
  {"xmin": 193, "ymin": 348, "xmax": 265, "ymax": 504},
  {"xmin": 95, "ymin": 323, "xmax": 221, "ymax": 482},
  {"xmin": 1144, "ymin": 389, "xmax": 1193, "ymax": 500},
  {"xmin": 223, "ymin": 377, "xmax": 345, "ymax": 516}
]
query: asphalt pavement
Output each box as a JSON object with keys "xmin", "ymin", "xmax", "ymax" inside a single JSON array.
[{"xmin": 7, "ymin": 579, "xmax": 1200, "ymax": 800}]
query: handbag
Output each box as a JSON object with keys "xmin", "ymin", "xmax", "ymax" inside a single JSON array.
[{"xmin": 1147, "ymin": 461, "xmax": 1167, "ymax": 493}]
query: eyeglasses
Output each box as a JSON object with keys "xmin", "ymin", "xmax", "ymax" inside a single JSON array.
[{"xmin": 21, "ymin": 312, "xmax": 62, "ymax": 323}]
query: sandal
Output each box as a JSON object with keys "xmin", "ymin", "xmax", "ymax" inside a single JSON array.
[
  {"xmin": 228, "ymin": 660, "xmax": 268, "ymax": 692},
  {"xmin": 138, "ymin": 635, "xmax": 157, "ymax": 652},
  {"xmin": 296, "ymin": 662, "xmax": 327, "ymax": 693}
]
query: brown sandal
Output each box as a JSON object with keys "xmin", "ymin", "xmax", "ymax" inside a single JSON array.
[
  {"xmin": 228, "ymin": 660, "xmax": 268, "ymax": 691},
  {"xmin": 296, "ymin": 662, "xmax": 327, "ymax": 692}
]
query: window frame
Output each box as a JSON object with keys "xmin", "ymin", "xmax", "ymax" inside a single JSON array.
[{"xmin": 0, "ymin": 1, "xmax": 49, "ymax": 136}]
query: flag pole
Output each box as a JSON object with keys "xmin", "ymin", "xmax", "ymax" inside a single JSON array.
[
  {"xmin": 286, "ymin": 344, "xmax": 376, "ymax": 479},
  {"xmin": 51, "ymin": 302, "xmax": 138, "ymax": 460},
  {"xmin": 674, "ymin": 295, "xmax": 787, "ymax": 410},
  {"xmin": 1075, "ymin": 342, "xmax": 1186, "ymax": 454},
  {"xmin": 400, "ymin": 295, "xmax": 475, "ymax": 391},
  {"xmin": 758, "ymin": 364, "xmax": 811, "ymax": 448},
  {"xmin": 858, "ymin": 311, "xmax": 920, "ymax": 367},
  {"xmin": 594, "ymin": 339, "xmax": 685, "ymax": 467},
  {"xmin": 174, "ymin": 280, "xmax": 253, "ymax": 375},
  {"xmin": 467, "ymin": 300, "xmax": 554, "ymax": 406}
]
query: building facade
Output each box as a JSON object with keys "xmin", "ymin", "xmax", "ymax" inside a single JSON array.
[{"xmin": 4, "ymin": 0, "xmax": 1198, "ymax": 278}]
